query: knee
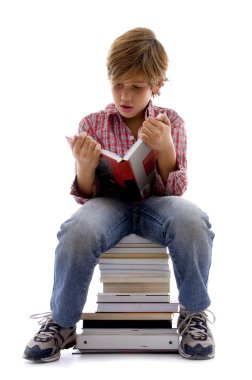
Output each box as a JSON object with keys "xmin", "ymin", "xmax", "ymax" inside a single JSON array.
[
  {"xmin": 168, "ymin": 200, "xmax": 214, "ymax": 241},
  {"xmin": 56, "ymin": 212, "xmax": 101, "ymax": 262}
]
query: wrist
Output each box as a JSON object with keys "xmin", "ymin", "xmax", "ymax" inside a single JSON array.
[
  {"xmin": 156, "ymin": 138, "xmax": 174, "ymax": 154},
  {"xmin": 76, "ymin": 161, "xmax": 97, "ymax": 175},
  {"xmin": 76, "ymin": 164, "xmax": 96, "ymax": 196}
]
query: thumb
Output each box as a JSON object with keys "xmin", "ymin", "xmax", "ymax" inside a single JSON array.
[{"xmin": 156, "ymin": 113, "xmax": 171, "ymax": 126}]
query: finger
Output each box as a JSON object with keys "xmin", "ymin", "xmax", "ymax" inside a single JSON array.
[
  {"xmin": 145, "ymin": 116, "xmax": 158, "ymax": 126},
  {"xmin": 86, "ymin": 138, "xmax": 96, "ymax": 154},
  {"xmin": 144, "ymin": 117, "xmax": 165, "ymax": 131},
  {"xmin": 94, "ymin": 143, "xmax": 102, "ymax": 159},
  {"xmin": 85, "ymin": 138, "xmax": 100, "ymax": 159},
  {"xmin": 156, "ymin": 113, "xmax": 171, "ymax": 127},
  {"xmin": 141, "ymin": 125, "xmax": 155, "ymax": 137},
  {"xmin": 142, "ymin": 119, "xmax": 156, "ymax": 132},
  {"xmin": 139, "ymin": 132, "xmax": 154, "ymax": 149},
  {"xmin": 74, "ymin": 132, "xmax": 87, "ymax": 150},
  {"xmin": 81, "ymin": 134, "xmax": 96, "ymax": 151},
  {"xmin": 139, "ymin": 128, "xmax": 153, "ymax": 143}
]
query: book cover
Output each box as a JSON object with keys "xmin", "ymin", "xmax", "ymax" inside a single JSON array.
[
  {"xmin": 81, "ymin": 320, "xmax": 173, "ymax": 329},
  {"xmin": 96, "ymin": 293, "xmax": 171, "ymax": 303},
  {"xmin": 100, "ymin": 276, "xmax": 170, "ymax": 283},
  {"xmin": 81, "ymin": 312, "xmax": 174, "ymax": 320},
  {"xmin": 80, "ymin": 312, "xmax": 174, "ymax": 328},
  {"xmin": 99, "ymin": 264, "xmax": 169, "ymax": 270},
  {"xmin": 99, "ymin": 139, "xmax": 156, "ymax": 199},
  {"xmin": 115, "ymin": 234, "xmax": 163, "ymax": 247},
  {"xmin": 66, "ymin": 136, "xmax": 156, "ymax": 199},
  {"xmin": 75, "ymin": 328, "xmax": 179, "ymax": 351},
  {"xmin": 103, "ymin": 247, "xmax": 168, "ymax": 254},
  {"xmin": 96, "ymin": 301, "xmax": 179, "ymax": 313},
  {"xmin": 99, "ymin": 270, "xmax": 170, "ymax": 276},
  {"xmin": 99, "ymin": 258, "xmax": 169, "ymax": 264},
  {"xmin": 103, "ymin": 282, "xmax": 170, "ymax": 293},
  {"xmin": 99, "ymin": 253, "xmax": 169, "ymax": 259}
]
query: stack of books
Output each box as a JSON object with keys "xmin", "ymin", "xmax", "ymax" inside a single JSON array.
[{"xmin": 75, "ymin": 234, "xmax": 179, "ymax": 353}]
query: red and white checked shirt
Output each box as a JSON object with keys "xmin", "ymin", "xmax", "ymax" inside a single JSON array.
[{"xmin": 71, "ymin": 101, "xmax": 187, "ymax": 204}]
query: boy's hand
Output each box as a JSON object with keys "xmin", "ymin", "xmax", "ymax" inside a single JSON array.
[
  {"xmin": 139, "ymin": 113, "xmax": 173, "ymax": 152},
  {"xmin": 71, "ymin": 132, "xmax": 101, "ymax": 171}
]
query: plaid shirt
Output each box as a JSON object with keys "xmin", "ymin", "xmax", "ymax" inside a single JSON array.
[{"xmin": 71, "ymin": 101, "xmax": 187, "ymax": 204}]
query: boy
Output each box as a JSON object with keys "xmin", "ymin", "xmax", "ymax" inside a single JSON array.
[{"xmin": 23, "ymin": 27, "xmax": 215, "ymax": 362}]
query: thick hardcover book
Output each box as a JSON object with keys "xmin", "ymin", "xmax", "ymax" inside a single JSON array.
[
  {"xmin": 81, "ymin": 319, "xmax": 173, "ymax": 328},
  {"xmin": 96, "ymin": 301, "xmax": 179, "ymax": 313},
  {"xmin": 103, "ymin": 247, "xmax": 168, "ymax": 254},
  {"xmin": 100, "ymin": 275, "xmax": 170, "ymax": 283},
  {"xmin": 81, "ymin": 312, "xmax": 174, "ymax": 328},
  {"xmin": 103, "ymin": 282, "xmax": 170, "ymax": 293},
  {"xmin": 98, "ymin": 139, "xmax": 156, "ymax": 199},
  {"xmin": 81, "ymin": 312, "xmax": 174, "ymax": 320},
  {"xmin": 99, "ymin": 258, "xmax": 169, "ymax": 264},
  {"xmin": 75, "ymin": 328, "xmax": 178, "ymax": 351},
  {"xmin": 115, "ymin": 234, "xmax": 164, "ymax": 247},
  {"xmin": 66, "ymin": 136, "xmax": 156, "ymax": 199},
  {"xmin": 96, "ymin": 293, "xmax": 171, "ymax": 303},
  {"xmin": 99, "ymin": 264, "xmax": 169, "ymax": 270},
  {"xmin": 99, "ymin": 270, "xmax": 170, "ymax": 276}
]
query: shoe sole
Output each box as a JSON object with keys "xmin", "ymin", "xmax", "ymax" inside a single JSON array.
[
  {"xmin": 23, "ymin": 336, "xmax": 76, "ymax": 363},
  {"xmin": 179, "ymin": 346, "xmax": 215, "ymax": 360}
]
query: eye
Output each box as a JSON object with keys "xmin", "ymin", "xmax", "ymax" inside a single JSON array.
[{"xmin": 113, "ymin": 83, "xmax": 123, "ymax": 89}]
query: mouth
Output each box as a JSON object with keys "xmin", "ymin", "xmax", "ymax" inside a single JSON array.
[{"xmin": 120, "ymin": 104, "xmax": 134, "ymax": 113}]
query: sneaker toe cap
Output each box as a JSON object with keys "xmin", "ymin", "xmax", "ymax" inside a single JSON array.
[
  {"xmin": 184, "ymin": 343, "xmax": 214, "ymax": 357},
  {"xmin": 24, "ymin": 345, "xmax": 53, "ymax": 360}
]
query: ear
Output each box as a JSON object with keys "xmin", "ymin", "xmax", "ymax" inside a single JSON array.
[{"xmin": 152, "ymin": 78, "xmax": 165, "ymax": 96}]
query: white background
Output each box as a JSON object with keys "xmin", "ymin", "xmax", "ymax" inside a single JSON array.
[{"xmin": 0, "ymin": 0, "xmax": 251, "ymax": 378}]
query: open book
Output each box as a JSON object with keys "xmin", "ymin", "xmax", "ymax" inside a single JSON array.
[{"xmin": 67, "ymin": 136, "xmax": 156, "ymax": 199}]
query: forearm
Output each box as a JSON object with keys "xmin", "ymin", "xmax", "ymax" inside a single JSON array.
[
  {"xmin": 71, "ymin": 132, "xmax": 101, "ymax": 196},
  {"xmin": 76, "ymin": 164, "xmax": 96, "ymax": 196},
  {"xmin": 156, "ymin": 142, "xmax": 177, "ymax": 185}
]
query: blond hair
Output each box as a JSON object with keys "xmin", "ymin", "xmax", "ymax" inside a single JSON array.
[{"xmin": 107, "ymin": 27, "xmax": 168, "ymax": 89}]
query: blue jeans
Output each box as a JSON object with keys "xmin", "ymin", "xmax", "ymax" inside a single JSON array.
[{"xmin": 50, "ymin": 196, "xmax": 214, "ymax": 327}]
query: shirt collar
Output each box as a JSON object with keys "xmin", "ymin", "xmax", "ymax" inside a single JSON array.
[{"xmin": 105, "ymin": 100, "xmax": 155, "ymax": 119}]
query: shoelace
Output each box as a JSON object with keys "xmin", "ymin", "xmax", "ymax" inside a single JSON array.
[
  {"xmin": 178, "ymin": 309, "xmax": 215, "ymax": 340},
  {"xmin": 29, "ymin": 312, "xmax": 60, "ymax": 340},
  {"xmin": 29, "ymin": 312, "xmax": 52, "ymax": 325}
]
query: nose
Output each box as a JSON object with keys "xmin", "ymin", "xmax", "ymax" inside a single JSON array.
[{"xmin": 120, "ymin": 88, "xmax": 131, "ymax": 101}]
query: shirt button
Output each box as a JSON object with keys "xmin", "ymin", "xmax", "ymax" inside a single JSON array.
[{"xmin": 130, "ymin": 136, "xmax": 135, "ymax": 140}]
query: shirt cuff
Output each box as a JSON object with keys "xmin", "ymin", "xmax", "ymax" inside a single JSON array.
[
  {"xmin": 70, "ymin": 176, "xmax": 98, "ymax": 205},
  {"xmin": 154, "ymin": 164, "xmax": 188, "ymax": 196}
]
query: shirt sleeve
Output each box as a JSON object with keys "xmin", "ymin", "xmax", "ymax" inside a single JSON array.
[
  {"xmin": 70, "ymin": 174, "xmax": 102, "ymax": 205},
  {"xmin": 154, "ymin": 113, "xmax": 188, "ymax": 196}
]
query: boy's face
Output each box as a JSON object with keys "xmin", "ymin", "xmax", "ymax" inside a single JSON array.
[{"xmin": 111, "ymin": 72, "xmax": 158, "ymax": 121}]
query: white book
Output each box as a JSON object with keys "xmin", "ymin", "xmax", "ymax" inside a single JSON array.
[
  {"xmin": 100, "ymin": 268, "xmax": 169, "ymax": 273},
  {"xmin": 99, "ymin": 272, "xmax": 170, "ymax": 277},
  {"xmin": 99, "ymin": 264, "xmax": 169, "ymax": 270},
  {"xmin": 104, "ymin": 247, "xmax": 168, "ymax": 254},
  {"xmin": 96, "ymin": 293, "xmax": 171, "ymax": 303},
  {"xmin": 75, "ymin": 328, "xmax": 178, "ymax": 351},
  {"xmin": 99, "ymin": 258, "xmax": 169, "ymax": 264},
  {"xmin": 103, "ymin": 283, "xmax": 170, "ymax": 293},
  {"xmin": 100, "ymin": 275, "xmax": 170, "ymax": 283},
  {"xmin": 96, "ymin": 301, "xmax": 179, "ymax": 313},
  {"xmin": 116, "ymin": 234, "xmax": 163, "ymax": 246},
  {"xmin": 100, "ymin": 253, "xmax": 169, "ymax": 259}
]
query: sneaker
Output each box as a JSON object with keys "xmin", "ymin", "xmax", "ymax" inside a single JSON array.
[
  {"xmin": 23, "ymin": 312, "xmax": 77, "ymax": 363},
  {"xmin": 178, "ymin": 309, "xmax": 215, "ymax": 360}
]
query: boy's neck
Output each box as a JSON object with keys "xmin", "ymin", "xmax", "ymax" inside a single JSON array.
[{"xmin": 123, "ymin": 115, "xmax": 145, "ymax": 140}]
